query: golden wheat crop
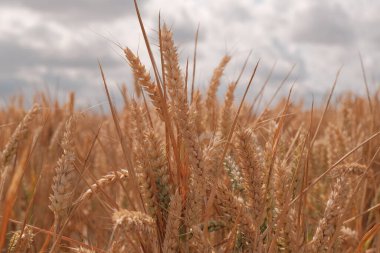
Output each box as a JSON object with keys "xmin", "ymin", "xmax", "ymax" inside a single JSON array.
[{"xmin": 1, "ymin": 3, "xmax": 380, "ymax": 253}]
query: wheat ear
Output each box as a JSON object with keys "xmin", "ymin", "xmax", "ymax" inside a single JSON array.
[
  {"xmin": 161, "ymin": 23, "xmax": 205, "ymax": 227},
  {"xmin": 219, "ymin": 82, "xmax": 236, "ymax": 139},
  {"xmin": 162, "ymin": 190, "xmax": 182, "ymax": 253},
  {"xmin": 189, "ymin": 89, "xmax": 204, "ymax": 137},
  {"xmin": 310, "ymin": 163, "xmax": 365, "ymax": 252},
  {"xmin": 131, "ymin": 101, "xmax": 158, "ymax": 217},
  {"xmin": 49, "ymin": 116, "xmax": 77, "ymax": 237},
  {"xmin": 125, "ymin": 48, "xmax": 164, "ymax": 119},
  {"xmin": 8, "ymin": 227, "xmax": 34, "ymax": 253},
  {"xmin": 235, "ymin": 128, "xmax": 265, "ymax": 222},
  {"xmin": 145, "ymin": 130, "xmax": 172, "ymax": 218},
  {"xmin": 73, "ymin": 169, "xmax": 129, "ymax": 206},
  {"xmin": 0, "ymin": 104, "xmax": 40, "ymax": 168},
  {"xmin": 0, "ymin": 104, "xmax": 40, "ymax": 198},
  {"xmin": 113, "ymin": 211, "xmax": 156, "ymax": 231},
  {"xmin": 205, "ymin": 55, "xmax": 231, "ymax": 130}
]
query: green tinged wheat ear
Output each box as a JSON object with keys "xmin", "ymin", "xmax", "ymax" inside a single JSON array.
[
  {"xmin": 162, "ymin": 190, "xmax": 182, "ymax": 253},
  {"xmin": 145, "ymin": 130, "xmax": 172, "ymax": 218},
  {"xmin": 8, "ymin": 227, "xmax": 34, "ymax": 253},
  {"xmin": 215, "ymin": 184, "xmax": 256, "ymax": 239}
]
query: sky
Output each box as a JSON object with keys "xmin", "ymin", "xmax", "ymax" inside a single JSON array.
[{"xmin": 0, "ymin": 0, "xmax": 379, "ymax": 108}]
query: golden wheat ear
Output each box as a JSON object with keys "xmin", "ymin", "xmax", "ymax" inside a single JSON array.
[
  {"xmin": 235, "ymin": 128, "xmax": 265, "ymax": 222},
  {"xmin": 112, "ymin": 209, "xmax": 157, "ymax": 251},
  {"xmin": 162, "ymin": 190, "xmax": 182, "ymax": 253},
  {"xmin": 73, "ymin": 169, "xmax": 129, "ymax": 206},
  {"xmin": 219, "ymin": 82, "xmax": 237, "ymax": 139},
  {"xmin": 0, "ymin": 104, "xmax": 40, "ymax": 197},
  {"xmin": 70, "ymin": 247, "xmax": 96, "ymax": 253},
  {"xmin": 49, "ymin": 116, "xmax": 77, "ymax": 241},
  {"xmin": 309, "ymin": 163, "xmax": 365, "ymax": 252},
  {"xmin": 205, "ymin": 55, "xmax": 231, "ymax": 131},
  {"xmin": 1, "ymin": 104, "xmax": 40, "ymax": 167},
  {"xmin": 125, "ymin": 48, "xmax": 165, "ymax": 120}
]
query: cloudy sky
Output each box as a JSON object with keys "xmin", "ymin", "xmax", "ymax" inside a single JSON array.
[{"xmin": 0, "ymin": 0, "xmax": 379, "ymax": 108}]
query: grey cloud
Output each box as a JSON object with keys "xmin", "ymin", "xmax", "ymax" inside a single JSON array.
[
  {"xmin": 1, "ymin": 0, "xmax": 149, "ymax": 23},
  {"xmin": 161, "ymin": 8, "xmax": 206, "ymax": 46},
  {"xmin": 0, "ymin": 36, "xmax": 123, "ymax": 104},
  {"xmin": 357, "ymin": 18, "xmax": 380, "ymax": 50},
  {"xmin": 0, "ymin": 38, "xmax": 120, "ymax": 73},
  {"xmin": 24, "ymin": 25, "xmax": 61, "ymax": 43},
  {"xmin": 0, "ymin": 70, "xmax": 105, "ymax": 105},
  {"xmin": 0, "ymin": 78, "xmax": 28, "ymax": 96},
  {"xmin": 172, "ymin": 22, "xmax": 205, "ymax": 46},
  {"xmin": 217, "ymin": 3, "xmax": 253, "ymax": 22},
  {"xmin": 0, "ymin": 40, "xmax": 43, "ymax": 74},
  {"xmin": 292, "ymin": 2, "xmax": 355, "ymax": 45}
]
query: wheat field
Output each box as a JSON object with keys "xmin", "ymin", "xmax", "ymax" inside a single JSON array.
[{"xmin": 1, "ymin": 3, "xmax": 380, "ymax": 253}]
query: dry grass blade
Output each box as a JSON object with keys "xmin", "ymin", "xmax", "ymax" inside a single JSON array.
[
  {"xmin": 354, "ymin": 224, "xmax": 380, "ymax": 253},
  {"xmin": 98, "ymin": 62, "xmax": 145, "ymax": 212},
  {"xmin": 190, "ymin": 24, "xmax": 200, "ymax": 104},
  {"xmin": 359, "ymin": 52, "xmax": 373, "ymax": 114}
]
